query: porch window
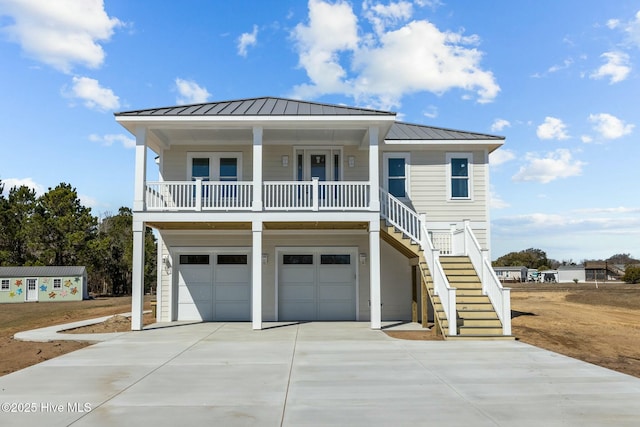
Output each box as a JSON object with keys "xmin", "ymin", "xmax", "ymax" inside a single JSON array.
[
  {"xmin": 446, "ymin": 153, "xmax": 472, "ymax": 200},
  {"xmin": 383, "ymin": 153, "xmax": 410, "ymax": 198},
  {"xmin": 187, "ymin": 153, "xmax": 243, "ymax": 181},
  {"xmin": 1, "ymin": 279, "xmax": 9, "ymax": 291}
]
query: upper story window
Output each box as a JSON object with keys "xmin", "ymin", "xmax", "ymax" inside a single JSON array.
[
  {"xmin": 187, "ymin": 153, "xmax": 242, "ymax": 181},
  {"xmin": 383, "ymin": 153, "xmax": 410, "ymax": 199},
  {"xmin": 446, "ymin": 153, "xmax": 473, "ymax": 200}
]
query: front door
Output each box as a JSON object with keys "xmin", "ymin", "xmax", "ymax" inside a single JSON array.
[
  {"xmin": 307, "ymin": 151, "xmax": 330, "ymax": 181},
  {"xmin": 26, "ymin": 278, "xmax": 38, "ymax": 301}
]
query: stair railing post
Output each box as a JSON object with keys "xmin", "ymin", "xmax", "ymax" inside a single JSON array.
[{"xmin": 481, "ymin": 248, "xmax": 490, "ymax": 294}]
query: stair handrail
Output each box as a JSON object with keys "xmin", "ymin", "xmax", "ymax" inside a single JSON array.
[
  {"xmin": 460, "ymin": 220, "xmax": 511, "ymax": 335},
  {"xmin": 379, "ymin": 188, "xmax": 456, "ymax": 335},
  {"xmin": 419, "ymin": 220, "xmax": 457, "ymax": 336}
]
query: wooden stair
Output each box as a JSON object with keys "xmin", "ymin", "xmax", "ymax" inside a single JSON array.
[
  {"xmin": 380, "ymin": 222, "xmax": 513, "ymax": 340},
  {"xmin": 439, "ymin": 256, "xmax": 513, "ymax": 340}
]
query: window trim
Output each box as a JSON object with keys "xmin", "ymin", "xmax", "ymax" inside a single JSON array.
[
  {"xmin": 446, "ymin": 153, "xmax": 473, "ymax": 201},
  {"xmin": 382, "ymin": 152, "xmax": 410, "ymax": 200},
  {"xmin": 0, "ymin": 279, "xmax": 9, "ymax": 291},
  {"xmin": 186, "ymin": 152, "xmax": 243, "ymax": 181}
]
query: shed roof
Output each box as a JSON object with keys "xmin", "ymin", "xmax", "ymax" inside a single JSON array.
[
  {"xmin": 0, "ymin": 266, "xmax": 87, "ymax": 278},
  {"xmin": 115, "ymin": 97, "xmax": 396, "ymax": 117}
]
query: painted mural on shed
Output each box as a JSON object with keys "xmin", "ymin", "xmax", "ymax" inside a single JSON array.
[{"xmin": 0, "ymin": 266, "xmax": 88, "ymax": 303}]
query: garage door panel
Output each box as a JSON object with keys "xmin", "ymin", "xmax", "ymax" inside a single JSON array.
[
  {"xmin": 279, "ymin": 250, "xmax": 356, "ymax": 321},
  {"xmin": 318, "ymin": 301, "xmax": 354, "ymax": 320},
  {"xmin": 281, "ymin": 267, "xmax": 314, "ymax": 283},
  {"xmin": 177, "ymin": 252, "xmax": 250, "ymax": 322},
  {"xmin": 318, "ymin": 265, "xmax": 352, "ymax": 283},
  {"xmin": 318, "ymin": 284, "xmax": 353, "ymax": 300},
  {"xmin": 280, "ymin": 302, "xmax": 316, "ymax": 321},
  {"xmin": 280, "ymin": 283, "xmax": 315, "ymax": 300},
  {"xmin": 215, "ymin": 284, "xmax": 250, "ymax": 301},
  {"xmin": 215, "ymin": 301, "xmax": 250, "ymax": 321}
]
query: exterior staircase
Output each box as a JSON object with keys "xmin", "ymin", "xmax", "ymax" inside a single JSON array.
[{"xmin": 380, "ymin": 221, "xmax": 512, "ymax": 340}]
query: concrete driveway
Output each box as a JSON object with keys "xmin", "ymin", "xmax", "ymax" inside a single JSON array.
[{"xmin": 1, "ymin": 322, "xmax": 640, "ymax": 426}]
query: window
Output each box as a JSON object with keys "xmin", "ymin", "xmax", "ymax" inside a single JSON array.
[
  {"xmin": 217, "ymin": 255, "xmax": 247, "ymax": 265},
  {"xmin": 283, "ymin": 255, "xmax": 313, "ymax": 265},
  {"xmin": 320, "ymin": 254, "xmax": 351, "ymax": 265},
  {"xmin": 1, "ymin": 279, "xmax": 9, "ymax": 291},
  {"xmin": 187, "ymin": 153, "xmax": 242, "ymax": 181},
  {"xmin": 383, "ymin": 153, "xmax": 410, "ymax": 198},
  {"xmin": 179, "ymin": 255, "xmax": 210, "ymax": 265},
  {"xmin": 446, "ymin": 153, "xmax": 472, "ymax": 200},
  {"xmin": 53, "ymin": 278, "xmax": 62, "ymax": 290}
]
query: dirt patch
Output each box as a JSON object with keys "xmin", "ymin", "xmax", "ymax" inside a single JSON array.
[
  {"xmin": 62, "ymin": 313, "xmax": 155, "ymax": 334},
  {"xmin": 384, "ymin": 323, "xmax": 444, "ymax": 341},
  {"xmin": 0, "ymin": 296, "xmax": 151, "ymax": 376}
]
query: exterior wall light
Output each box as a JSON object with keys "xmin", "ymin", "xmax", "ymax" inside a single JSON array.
[{"xmin": 282, "ymin": 155, "xmax": 289, "ymax": 167}]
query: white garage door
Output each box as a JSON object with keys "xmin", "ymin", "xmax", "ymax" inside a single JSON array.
[
  {"xmin": 177, "ymin": 252, "xmax": 251, "ymax": 321},
  {"xmin": 278, "ymin": 249, "xmax": 356, "ymax": 321}
]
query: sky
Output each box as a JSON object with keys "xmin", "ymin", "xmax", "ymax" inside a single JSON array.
[{"xmin": 0, "ymin": 0, "xmax": 639, "ymax": 262}]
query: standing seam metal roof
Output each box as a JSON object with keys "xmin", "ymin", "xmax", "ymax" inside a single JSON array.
[
  {"xmin": 115, "ymin": 97, "xmax": 396, "ymax": 117},
  {"xmin": 0, "ymin": 266, "xmax": 87, "ymax": 278},
  {"xmin": 387, "ymin": 122, "xmax": 504, "ymax": 141}
]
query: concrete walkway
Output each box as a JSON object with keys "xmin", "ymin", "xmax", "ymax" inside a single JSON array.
[{"xmin": 1, "ymin": 322, "xmax": 640, "ymax": 426}]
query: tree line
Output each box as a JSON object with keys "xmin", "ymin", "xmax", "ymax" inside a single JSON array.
[{"xmin": 0, "ymin": 180, "xmax": 156, "ymax": 295}]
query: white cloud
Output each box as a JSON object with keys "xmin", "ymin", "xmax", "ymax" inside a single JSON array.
[
  {"xmin": 622, "ymin": 10, "xmax": 640, "ymax": 47},
  {"xmin": 590, "ymin": 51, "xmax": 631, "ymax": 84},
  {"xmin": 89, "ymin": 133, "xmax": 135, "ymax": 149},
  {"xmin": 68, "ymin": 76, "xmax": 120, "ymax": 111},
  {"xmin": 363, "ymin": 0, "xmax": 413, "ymax": 35},
  {"xmin": 491, "ymin": 118, "xmax": 510, "ymax": 132},
  {"xmin": 512, "ymin": 149, "xmax": 586, "ymax": 184},
  {"xmin": 0, "ymin": 177, "xmax": 45, "ymax": 196},
  {"xmin": 422, "ymin": 105, "xmax": 438, "ymax": 119},
  {"xmin": 536, "ymin": 117, "xmax": 569, "ymax": 140},
  {"xmin": 175, "ymin": 78, "xmax": 211, "ymax": 104},
  {"xmin": 290, "ymin": 0, "xmax": 499, "ymax": 109},
  {"xmin": 606, "ymin": 19, "xmax": 620, "ymax": 29},
  {"xmin": 237, "ymin": 25, "xmax": 258, "ymax": 57},
  {"xmin": 489, "ymin": 148, "xmax": 515, "ymax": 166},
  {"xmin": 0, "ymin": 0, "xmax": 122, "ymax": 73},
  {"xmin": 588, "ymin": 113, "xmax": 634, "ymax": 140},
  {"xmin": 489, "ymin": 187, "xmax": 510, "ymax": 209},
  {"xmin": 580, "ymin": 135, "xmax": 593, "ymax": 143},
  {"xmin": 548, "ymin": 57, "xmax": 573, "ymax": 73}
]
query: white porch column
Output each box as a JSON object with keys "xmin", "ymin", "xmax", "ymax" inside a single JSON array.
[
  {"xmin": 133, "ymin": 126, "xmax": 148, "ymax": 212},
  {"xmin": 252, "ymin": 220, "xmax": 263, "ymax": 330},
  {"xmin": 369, "ymin": 220, "xmax": 382, "ymax": 329},
  {"xmin": 368, "ymin": 126, "xmax": 380, "ymax": 211},
  {"xmin": 131, "ymin": 220, "xmax": 145, "ymax": 331},
  {"xmin": 252, "ymin": 126, "xmax": 263, "ymax": 211}
]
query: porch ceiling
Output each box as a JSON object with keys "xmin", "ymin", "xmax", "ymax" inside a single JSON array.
[{"xmin": 150, "ymin": 127, "xmax": 367, "ymax": 146}]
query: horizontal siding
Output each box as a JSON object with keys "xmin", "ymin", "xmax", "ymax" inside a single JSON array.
[{"xmin": 407, "ymin": 150, "xmax": 487, "ymax": 223}]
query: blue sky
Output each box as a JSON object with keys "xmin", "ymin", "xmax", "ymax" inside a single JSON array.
[{"xmin": 0, "ymin": 0, "xmax": 639, "ymax": 261}]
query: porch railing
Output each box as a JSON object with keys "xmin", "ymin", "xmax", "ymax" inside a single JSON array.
[
  {"xmin": 146, "ymin": 180, "xmax": 253, "ymax": 211},
  {"xmin": 146, "ymin": 180, "xmax": 371, "ymax": 211},
  {"xmin": 380, "ymin": 188, "xmax": 457, "ymax": 336},
  {"xmin": 452, "ymin": 220, "xmax": 511, "ymax": 335}
]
